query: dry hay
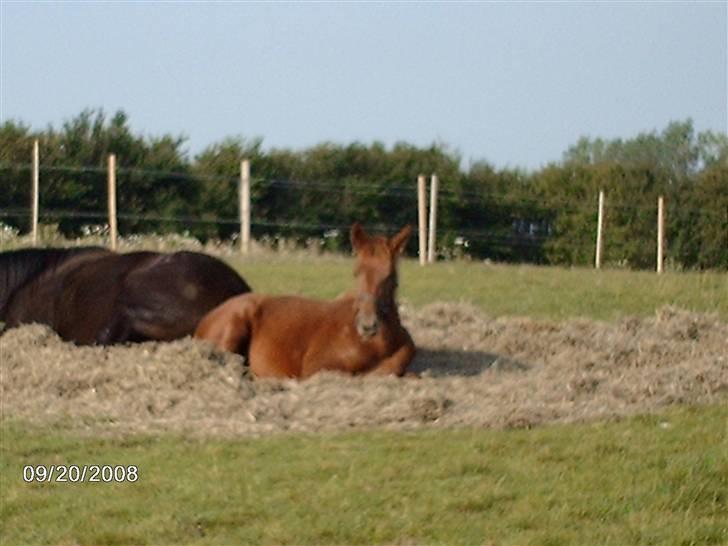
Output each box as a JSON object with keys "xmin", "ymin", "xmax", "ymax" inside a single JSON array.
[{"xmin": 1, "ymin": 304, "xmax": 726, "ymax": 437}]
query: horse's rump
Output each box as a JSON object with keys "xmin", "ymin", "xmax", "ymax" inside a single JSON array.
[{"xmin": 118, "ymin": 251, "xmax": 253, "ymax": 341}]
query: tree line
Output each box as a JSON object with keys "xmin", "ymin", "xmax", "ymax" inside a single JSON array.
[{"xmin": 1, "ymin": 109, "xmax": 726, "ymax": 269}]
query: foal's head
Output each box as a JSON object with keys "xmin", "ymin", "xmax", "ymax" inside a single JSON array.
[{"xmin": 350, "ymin": 223, "xmax": 412, "ymax": 338}]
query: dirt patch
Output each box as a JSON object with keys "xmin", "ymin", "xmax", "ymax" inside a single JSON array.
[{"xmin": 1, "ymin": 304, "xmax": 726, "ymax": 437}]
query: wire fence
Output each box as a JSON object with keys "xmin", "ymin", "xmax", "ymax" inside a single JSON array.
[
  {"xmin": 0, "ymin": 208, "xmax": 554, "ymax": 252},
  {"xmin": 1, "ymin": 158, "xmax": 725, "ymax": 269},
  {"xmin": 5, "ymin": 159, "xmax": 717, "ymax": 211},
  {"xmin": 3, "ymin": 161, "xmax": 703, "ymax": 210}
]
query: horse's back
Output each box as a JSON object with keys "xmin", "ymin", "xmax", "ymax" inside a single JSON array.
[{"xmin": 2, "ymin": 247, "xmax": 252, "ymax": 345}]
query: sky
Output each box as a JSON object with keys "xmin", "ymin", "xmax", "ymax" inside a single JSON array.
[{"xmin": 1, "ymin": 1, "xmax": 726, "ymax": 171}]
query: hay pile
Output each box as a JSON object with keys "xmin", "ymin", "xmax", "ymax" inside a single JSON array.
[{"xmin": 1, "ymin": 304, "xmax": 726, "ymax": 437}]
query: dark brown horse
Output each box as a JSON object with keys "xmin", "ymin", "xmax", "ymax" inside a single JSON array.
[
  {"xmin": 195, "ymin": 223, "xmax": 415, "ymax": 379},
  {"xmin": 0, "ymin": 247, "xmax": 252, "ymax": 345}
]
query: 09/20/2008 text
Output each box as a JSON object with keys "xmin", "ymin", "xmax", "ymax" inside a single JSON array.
[{"xmin": 23, "ymin": 464, "xmax": 138, "ymax": 483}]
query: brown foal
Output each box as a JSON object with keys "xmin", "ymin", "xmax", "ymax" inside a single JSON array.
[{"xmin": 195, "ymin": 223, "xmax": 416, "ymax": 379}]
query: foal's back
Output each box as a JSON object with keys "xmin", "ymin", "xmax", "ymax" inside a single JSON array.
[{"xmin": 196, "ymin": 293, "xmax": 363, "ymax": 378}]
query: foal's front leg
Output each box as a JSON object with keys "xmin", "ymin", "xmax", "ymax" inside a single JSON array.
[{"xmin": 365, "ymin": 333, "xmax": 416, "ymax": 377}]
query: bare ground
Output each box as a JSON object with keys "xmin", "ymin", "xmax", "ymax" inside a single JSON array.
[{"xmin": 1, "ymin": 304, "xmax": 726, "ymax": 437}]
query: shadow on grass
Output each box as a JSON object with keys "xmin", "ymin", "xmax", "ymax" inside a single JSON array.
[{"xmin": 409, "ymin": 348, "xmax": 530, "ymax": 377}]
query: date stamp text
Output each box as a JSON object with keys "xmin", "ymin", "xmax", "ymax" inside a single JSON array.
[{"xmin": 23, "ymin": 464, "xmax": 138, "ymax": 483}]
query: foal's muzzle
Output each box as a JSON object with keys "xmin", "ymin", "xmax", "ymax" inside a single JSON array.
[
  {"xmin": 356, "ymin": 316, "xmax": 379, "ymax": 338},
  {"xmin": 356, "ymin": 293, "xmax": 379, "ymax": 338}
]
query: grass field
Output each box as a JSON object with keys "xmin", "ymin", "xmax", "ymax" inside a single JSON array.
[
  {"xmin": 2, "ymin": 406, "xmax": 727, "ymax": 546},
  {"xmin": 228, "ymin": 255, "xmax": 728, "ymax": 320},
  {"xmin": 1, "ymin": 250, "xmax": 727, "ymax": 545}
]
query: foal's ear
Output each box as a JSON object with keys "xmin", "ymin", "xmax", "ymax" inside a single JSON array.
[
  {"xmin": 388, "ymin": 225, "xmax": 413, "ymax": 255},
  {"xmin": 350, "ymin": 222, "xmax": 369, "ymax": 251}
]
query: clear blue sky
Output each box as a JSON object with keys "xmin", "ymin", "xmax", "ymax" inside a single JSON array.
[{"xmin": 1, "ymin": 1, "xmax": 726, "ymax": 171}]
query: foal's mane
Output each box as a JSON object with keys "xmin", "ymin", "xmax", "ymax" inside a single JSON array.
[{"xmin": 0, "ymin": 247, "xmax": 107, "ymax": 318}]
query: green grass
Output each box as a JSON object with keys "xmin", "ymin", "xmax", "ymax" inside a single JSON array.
[
  {"xmin": 230, "ymin": 256, "xmax": 728, "ymax": 320},
  {"xmin": 1, "ymin": 238, "xmax": 725, "ymax": 319},
  {"xmin": 2, "ymin": 406, "xmax": 726, "ymax": 545}
]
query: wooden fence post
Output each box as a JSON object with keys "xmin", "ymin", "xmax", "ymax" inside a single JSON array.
[
  {"xmin": 657, "ymin": 195, "xmax": 664, "ymax": 274},
  {"xmin": 427, "ymin": 173, "xmax": 438, "ymax": 263},
  {"xmin": 107, "ymin": 154, "xmax": 117, "ymax": 251},
  {"xmin": 595, "ymin": 189, "xmax": 604, "ymax": 269},
  {"xmin": 417, "ymin": 174, "xmax": 427, "ymax": 266},
  {"xmin": 31, "ymin": 140, "xmax": 39, "ymax": 246},
  {"xmin": 240, "ymin": 159, "xmax": 251, "ymax": 254}
]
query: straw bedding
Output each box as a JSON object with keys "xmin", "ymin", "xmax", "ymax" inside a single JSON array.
[{"xmin": 1, "ymin": 304, "xmax": 726, "ymax": 437}]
